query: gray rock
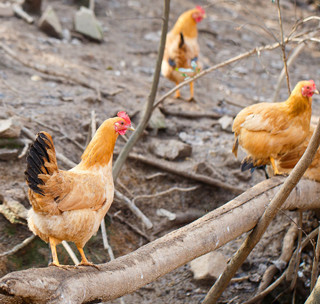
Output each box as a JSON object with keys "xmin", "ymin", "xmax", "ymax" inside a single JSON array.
[
  {"xmin": 149, "ymin": 138, "xmax": 192, "ymax": 161},
  {"xmin": 0, "ymin": 2, "xmax": 14, "ymax": 17},
  {"xmin": 74, "ymin": 6, "xmax": 103, "ymax": 42},
  {"xmin": 148, "ymin": 108, "xmax": 166, "ymax": 131},
  {"xmin": 189, "ymin": 251, "xmax": 228, "ymax": 282},
  {"xmin": 0, "ymin": 117, "xmax": 21, "ymax": 138},
  {"xmin": 218, "ymin": 115, "xmax": 233, "ymax": 131},
  {"xmin": 38, "ymin": 6, "xmax": 62, "ymax": 39},
  {"xmin": 0, "ymin": 148, "xmax": 19, "ymax": 161}
]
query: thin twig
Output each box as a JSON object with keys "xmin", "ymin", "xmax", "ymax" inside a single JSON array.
[
  {"xmin": 132, "ymin": 186, "xmax": 199, "ymax": 205},
  {"xmin": 113, "ymin": 211, "xmax": 152, "ymax": 242},
  {"xmin": 257, "ymin": 218, "xmax": 298, "ymax": 297},
  {"xmin": 272, "ymin": 42, "xmax": 306, "ymax": 102},
  {"xmin": 0, "ymin": 235, "xmax": 35, "ymax": 257},
  {"xmin": 202, "ymin": 117, "xmax": 320, "ymax": 304},
  {"xmin": 311, "ymin": 224, "xmax": 320, "ymax": 291},
  {"xmin": 100, "ymin": 219, "xmax": 115, "ymax": 260},
  {"xmin": 61, "ymin": 241, "xmax": 80, "ymax": 265},
  {"xmin": 115, "ymin": 189, "xmax": 153, "ymax": 229},
  {"xmin": 276, "ymin": 0, "xmax": 291, "ymax": 94},
  {"xmin": 112, "ymin": 0, "xmax": 170, "ymax": 180},
  {"xmin": 290, "ymin": 211, "xmax": 303, "ymax": 290},
  {"xmin": 243, "ymin": 227, "xmax": 319, "ymax": 304},
  {"xmin": 128, "ymin": 153, "xmax": 244, "ymax": 195}
]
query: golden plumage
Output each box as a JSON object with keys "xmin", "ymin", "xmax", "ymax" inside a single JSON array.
[
  {"xmin": 276, "ymin": 126, "xmax": 320, "ymax": 181},
  {"xmin": 232, "ymin": 80, "xmax": 318, "ymax": 174},
  {"xmin": 25, "ymin": 113, "xmax": 133, "ymax": 267},
  {"xmin": 161, "ymin": 6, "xmax": 205, "ymax": 100}
]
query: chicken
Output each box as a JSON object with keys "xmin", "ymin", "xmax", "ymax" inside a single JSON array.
[
  {"xmin": 232, "ymin": 80, "xmax": 319, "ymax": 175},
  {"xmin": 161, "ymin": 6, "xmax": 205, "ymax": 101},
  {"xmin": 276, "ymin": 125, "xmax": 320, "ymax": 181},
  {"xmin": 25, "ymin": 112, "xmax": 134, "ymax": 267}
]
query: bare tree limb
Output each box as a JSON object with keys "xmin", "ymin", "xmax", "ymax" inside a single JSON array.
[
  {"xmin": 112, "ymin": 0, "xmax": 170, "ymax": 180},
  {"xmin": 128, "ymin": 153, "xmax": 244, "ymax": 194},
  {"xmin": 0, "ymin": 235, "xmax": 35, "ymax": 258},
  {"xmin": 202, "ymin": 117, "xmax": 320, "ymax": 304},
  {"xmin": 1, "ymin": 176, "xmax": 320, "ymax": 303}
]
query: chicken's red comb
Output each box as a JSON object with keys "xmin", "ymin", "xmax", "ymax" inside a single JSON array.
[
  {"xmin": 196, "ymin": 5, "xmax": 205, "ymax": 15},
  {"xmin": 308, "ymin": 80, "xmax": 316, "ymax": 88},
  {"xmin": 117, "ymin": 111, "xmax": 131, "ymax": 125}
]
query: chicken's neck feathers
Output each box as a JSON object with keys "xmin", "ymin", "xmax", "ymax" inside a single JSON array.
[
  {"xmin": 285, "ymin": 93, "xmax": 312, "ymax": 117},
  {"xmin": 171, "ymin": 14, "xmax": 198, "ymax": 38},
  {"xmin": 78, "ymin": 118, "xmax": 119, "ymax": 169}
]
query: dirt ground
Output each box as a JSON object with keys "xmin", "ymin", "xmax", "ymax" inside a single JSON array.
[{"xmin": 0, "ymin": 0, "xmax": 320, "ymax": 303}]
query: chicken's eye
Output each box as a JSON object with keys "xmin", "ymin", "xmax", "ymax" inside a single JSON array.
[
  {"xmin": 121, "ymin": 121, "xmax": 124, "ymax": 125},
  {"xmin": 306, "ymin": 86, "xmax": 310, "ymax": 90}
]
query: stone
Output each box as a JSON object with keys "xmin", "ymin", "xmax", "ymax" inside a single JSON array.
[
  {"xmin": 0, "ymin": 2, "xmax": 14, "ymax": 17},
  {"xmin": 38, "ymin": 6, "xmax": 62, "ymax": 39},
  {"xmin": 149, "ymin": 138, "xmax": 192, "ymax": 161},
  {"xmin": 0, "ymin": 148, "xmax": 19, "ymax": 161},
  {"xmin": 23, "ymin": 0, "xmax": 42, "ymax": 15},
  {"xmin": 74, "ymin": 6, "xmax": 103, "ymax": 42},
  {"xmin": 148, "ymin": 108, "xmax": 166, "ymax": 131},
  {"xmin": 218, "ymin": 115, "xmax": 233, "ymax": 131},
  {"xmin": 189, "ymin": 251, "xmax": 228, "ymax": 282},
  {"xmin": 0, "ymin": 117, "xmax": 21, "ymax": 138},
  {"xmin": 0, "ymin": 195, "xmax": 28, "ymax": 224}
]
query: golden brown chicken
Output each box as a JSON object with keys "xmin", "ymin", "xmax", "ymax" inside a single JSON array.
[
  {"xmin": 276, "ymin": 125, "xmax": 320, "ymax": 181},
  {"xmin": 232, "ymin": 80, "xmax": 318, "ymax": 175},
  {"xmin": 25, "ymin": 112, "xmax": 134, "ymax": 267},
  {"xmin": 161, "ymin": 6, "xmax": 205, "ymax": 101}
]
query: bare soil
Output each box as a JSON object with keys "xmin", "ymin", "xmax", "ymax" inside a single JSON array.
[{"xmin": 0, "ymin": 0, "xmax": 320, "ymax": 303}]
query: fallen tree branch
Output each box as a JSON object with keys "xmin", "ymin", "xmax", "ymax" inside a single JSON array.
[
  {"xmin": 1, "ymin": 176, "xmax": 320, "ymax": 303},
  {"xmin": 128, "ymin": 153, "xmax": 244, "ymax": 194},
  {"xmin": 159, "ymin": 106, "xmax": 222, "ymax": 119},
  {"xmin": 202, "ymin": 117, "xmax": 320, "ymax": 304}
]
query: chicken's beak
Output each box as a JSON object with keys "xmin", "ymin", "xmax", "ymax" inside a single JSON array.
[
  {"xmin": 315, "ymin": 89, "xmax": 320, "ymax": 95},
  {"xmin": 128, "ymin": 125, "xmax": 135, "ymax": 131}
]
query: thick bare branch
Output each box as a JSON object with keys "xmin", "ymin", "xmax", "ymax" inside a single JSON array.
[{"xmin": 1, "ymin": 177, "xmax": 320, "ymax": 303}]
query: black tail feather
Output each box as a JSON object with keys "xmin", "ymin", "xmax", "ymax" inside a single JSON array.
[
  {"xmin": 179, "ymin": 32, "xmax": 184, "ymax": 48},
  {"xmin": 241, "ymin": 158, "xmax": 254, "ymax": 172},
  {"xmin": 25, "ymin": 132, "xmax": 52, "ymax": 196}
]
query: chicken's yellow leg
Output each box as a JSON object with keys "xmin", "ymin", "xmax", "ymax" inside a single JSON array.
[
  {"xmin": 49, "ymin": 237, "xmax": 60, "ymax": 267},
  {"xmin": 77, "ymin": 246, "xmax": 99, "ymax": 269},
  {"xmin": 189, "ymin": 81, "xmax": 194, "ymax": 101},
  {"xmin": 270, "ymin": 157, "xmax": 282, "ymax": 175},
  {"xmin": 175, "ymin": 82, "xmax": 181, "ymax": 98}
]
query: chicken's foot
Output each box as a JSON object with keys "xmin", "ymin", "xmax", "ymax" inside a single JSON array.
[
  {"xmin": 270, "ymin": 157, "xmax": 283, "ymax": 175},
  {"xmin": 48, "ymin": 237, "xmax": 73, "ymax": 269},
  {"xmin": 77, "ymin": 246, "xmax": 100, "ymax": 270},
  {"xmin": 175, "ymin": 82, "xmax": 181, "ymax": 99}
]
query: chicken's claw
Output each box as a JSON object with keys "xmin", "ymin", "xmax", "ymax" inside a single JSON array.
[{"xmin": 78, "ymin": 261, "xmax": 100, "ymax": 270}]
